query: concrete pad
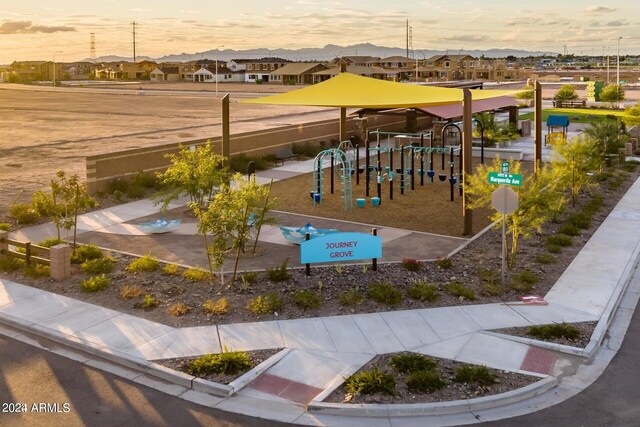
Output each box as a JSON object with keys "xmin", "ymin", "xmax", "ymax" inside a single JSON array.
[
  {"xmin": 178, "ymin": 390, "xmax": 225, "ymax": 408},
  {"xmin": 321, "ymin": 315, "xmax": 375, "ymax": 354},
  {"xmin": 508, "ymin": 302, "xmax": 597, "ymax": 326},
  {"xmin": 97, "ymin": 223, "xmax": 147, "ymax": 236},
  {"xmin": 455, "ymin": 332, "xmax": 531, "ymax": 373},
  {"xmin": 415, "ymin": 334, "xmax": 473, "ymax": 360},
  {"xmin": 218, "ymin": 321, "xmax": 284, "ymax": 351},
  {"xmin": 375, "ymin": 227, "xmax": 413, "ymax": 243},
  {"xmin": 253, "ymin": 224, "xmax": 290, "ymax": 245},
  {"xmin": 0, "ymin": 292, "xmax": 83, "ymax": 324},
  {"xmin": 461, "ymin": 303, "xmax": 532, "ymax": 330},
  {"xmin": 42, "ymin": 303, "xmax": 121, "ymax": 334},
  {"xmin": 266, "ymin": 349, "xmax": 371, "ymax": 388},
  {"xmin": 297, "ymin": 412, "xmax": 393, "ymax": 427},
  {"xmin": 417, "ymin": 306, "xmax": 481, "ymax": 339},
  {"xmin": 77, "ymin": 313, "xmax": 174, "ymax": 355},
  {"xmin": 136, "ymin": 326, "xmax": 221, "ymax": 360},
  {"xmin": 379, "ymin": 310, "xmax": 440, "ymax": 350},
  {"xmin": 0, "ymin": 279, "xmax": 42, "ymax": 307},
  {"xmin": 10, "ymin": 222, "xmax": 61, "ymax": 242},
  {"xmin": 351, "ymin": 313, "xmax": 404, "ymax": 354},
  {"xmin": 279, "ymin": 318, "xmax": 336, "ymax": 352}
]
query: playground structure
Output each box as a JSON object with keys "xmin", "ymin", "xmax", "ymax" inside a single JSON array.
[
  {"xmin": 311, "ymin": 130, "xmax": 465, "ymax": 209},
  {"xmin": 545, "ymin": 115, "xmax": 570, "ymax": 146}
]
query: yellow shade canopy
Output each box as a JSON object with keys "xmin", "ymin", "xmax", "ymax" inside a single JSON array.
[{"xmin": 241, "ymin": 73, "xmax": 522, "ymax": 108}]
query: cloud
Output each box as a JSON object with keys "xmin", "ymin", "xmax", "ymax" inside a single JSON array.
[
  {"xmin": 585, "ymin": 6, "xmax": 616, "ymax": 14},
  {"xmin": 179, "ymin": 10, "xmax": 200, "ymax": 14},
  {"xmin": 441, "ymin": 34, "xmax": 488, "ymax": 42},
  {"xmin": 0, "ymin": 21, "xmax": 76, "ymax": 34},
  {"xmin": 605, "ymin": 19, "xmax": 628, "ymax": 27}
]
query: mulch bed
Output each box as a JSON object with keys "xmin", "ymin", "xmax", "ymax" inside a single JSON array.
[{"xmin": 492, "ymin": 321, "xmax": 598, "ymax": 349}]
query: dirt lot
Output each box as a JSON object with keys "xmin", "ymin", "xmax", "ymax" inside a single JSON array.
[{"xmin": 0, "ymin": 83, "xmax": 335, "ymax": 217}]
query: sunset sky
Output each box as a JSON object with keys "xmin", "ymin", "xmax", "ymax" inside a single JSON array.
[{"xmin": 1, "ymin": 0, "xmax": 639, "ymax": 63}]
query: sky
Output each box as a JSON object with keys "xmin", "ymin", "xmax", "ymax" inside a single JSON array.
[{"xmin": 1, "ymin": 0, "xmax": 639, "ymax": 64}]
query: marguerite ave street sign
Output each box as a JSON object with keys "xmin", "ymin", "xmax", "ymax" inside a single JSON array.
[{"xmin": 487, "ymin": 172, "xmax": 523, "ymax": 187}]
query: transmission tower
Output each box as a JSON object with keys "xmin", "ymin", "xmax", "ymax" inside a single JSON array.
[
  {"xmin": 132, "ymin": 21, "xmax": 137, "ymax": 62},
  {"xmin": 90, "ymin": 33, "xmax": 96, "ymax": 62}
]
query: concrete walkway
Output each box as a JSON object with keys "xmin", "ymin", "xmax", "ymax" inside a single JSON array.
[{"xmin": 2, "ymin": 162, "xmax": 640, "ymax": 425}]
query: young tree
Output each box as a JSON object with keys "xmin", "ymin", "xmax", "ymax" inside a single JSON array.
[
  {"xmin": 32, "ymin": 171, "xmax": 98, "ymax": 244},
  {"xmin": 583, "ymin": 121, "xmax": 627, "ymax": 163},
  {"xmin": 156, "ymin": 142, "xmax": 228, "ymax": 211},
  {"xmin": 551, "ymin": 135, "xmax": 600, "ymax": 206},
  {"xmin": 515, "ymin": 82, "xmax": 534, "ymax": 101},
  {"xmin": 624, "ymin": 102, "xmax": 640, "ymax": 127},
  {"xmin": 554, "ymin": 85, "xmax": 579, "ymax": 101},
  {"xmin": 600, "ymin": 84, "xmax": 625, "ymax": 104},
  {"xmin": 465, "ymin": 158, "xmax": 564, "ymax": 268}
]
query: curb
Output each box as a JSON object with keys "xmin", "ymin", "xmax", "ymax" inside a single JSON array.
[
  {"xmin": 307, "ymin": 376, "xmax": 558, "ymax": 417},
  {"xmin": 229, "ymin": 348, "xmax": 292, "ymax": 392}
]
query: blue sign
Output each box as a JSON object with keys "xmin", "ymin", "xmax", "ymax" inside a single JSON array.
[{"xmin": 300, "ymin": 232, "xmax": 382, "ymax": 264}]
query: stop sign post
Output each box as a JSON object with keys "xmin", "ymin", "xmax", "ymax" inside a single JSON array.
[{"xmin": 491, "ymin": 186, "xmax": 519, "ymax": 287}]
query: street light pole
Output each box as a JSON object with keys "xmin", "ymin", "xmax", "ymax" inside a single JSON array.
[
  {"xmin": 616, "ymin": 36, "xmax": 622, "ymax": 86},
  {"xmin": 215, "ymin": 45, "xmax": 224, "ymax": 96},
  {"xmin": 53, "ymin": 50, "xmax": 63, "ymax": 87}
]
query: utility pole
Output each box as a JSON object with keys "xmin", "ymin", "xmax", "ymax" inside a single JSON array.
[
  {"xmin": 406, "ymin": 19, "xmax": 409, "ymax": 58},
  {"xmin": 132, "ymin": 21, "xmax": 136, "ymax": 62},
  {"xmin": 617, "ymin": 36, "xmax": 622, "ymax": 85}
]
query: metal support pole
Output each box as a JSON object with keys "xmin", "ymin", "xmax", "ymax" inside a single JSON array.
[
  {"xmin": 411, "ymin": 145, "xmax": 415, "ymax": 191},
  {"xmin": 389, "ymin": 147, "xmax": 394, "ymax": 200},
  {"xmin": 365, "ymin": 138, "xmax": 370, "ymax": 196},
  {"xmin": 371, "ymin": 228, "xmax": 378, "ymax": 271},
  {"xmin": 534, "ymin": 81, "xmax": 543, "ymax": 175},
  {"xmin": 330, "ymin": 152, "xmax": 334, "ymax": 194},
  {"xmin": 356, "ymin": 144, "xmax": 360, "ymax": 186},
  {"xmin": 450, "ymin": 147, "xmax": 455, "ymax": 202},
  {"xmin": 462, "ymin": 88, "xmax": 473, "ymax": 235},
  {"xmin": 305, "ymin": 233, "xmax": 311, "ymax": 276},
  {"xmin": 400, "ymin": 145, "xmax": 405, "ymax": 195}
]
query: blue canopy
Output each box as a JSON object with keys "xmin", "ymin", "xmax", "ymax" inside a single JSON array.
[{"xmin": 547, "ymin": 115, "xmax": 570, "ymax": 128}]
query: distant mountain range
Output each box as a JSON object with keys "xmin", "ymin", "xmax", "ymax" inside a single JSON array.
[{"xmin": 86, "ymin": 43, "xmax": 556, "ymax": 63}]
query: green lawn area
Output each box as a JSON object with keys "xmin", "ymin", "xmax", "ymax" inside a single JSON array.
[{"xmin": 519, "ymin": 108, "xmax": 627, "ymax": 124}]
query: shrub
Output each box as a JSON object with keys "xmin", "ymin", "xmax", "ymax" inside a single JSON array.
[
  {"xmin": 567, "ymin": 213, "xmax": 591, "ymax": 229},
  {"xmin": 547, "ymin": 244, "xmax": 562, "ymax": 253},
  {"xmin": 344, "ymin": 367, "xmax": 396, "ymax": 396},
  {"xmin": 435, "ymin": 257, "xmax": 452, "ymax": 269},
  {"xmin": 9, "ymin": 204, "xmax": 40, "ymax": 224},
  {"xmin": 23, "ymin": 263, "xmax": 50, "ymax": 278},
  {"xmin": 390, "ymin": 353, "xmax": 436, "ymax": 373},
  {"xmin": 292, "ymin": 289, "xmax": 324, "ymax": 310},
  {"xmin": 511, "ymin": 270, "xmax": 539, "ymax": 292},
  {"xmin": 247, "ymin": 292, "xmax": 284, "ymax": 315},
  {"xmin": 139, "ymin": 294, "xmax": 159, "ymax": 309},
  {"xmin": 37, "ymin": 237, "xmax": 64, "ymax": 248},
  {"xmin": 583, "ymin": 193, "xmax": 603, "ymax": 214},
  {"xmin": 107, "ymin": 178, "xmax": 129, "ymax": 193},
  {"xmin": 406, "ymin": 370, "xmax": 447, "ymax": 393},
  {"xmin": 187, "ymin": 349, "xmax": 252, "ymax": 376},
  {"xmin": 0, "ymin": 257, "xmax": 23, "ymax": 272},
  {"xmin": 71, "ymin": 243, "xmax": 104, "ymax": 264},
  {"xmin": 339, "ymin": 288, "xmax": 364, "ymax": 306},
  {"xmin": 132, "ymin": 171, "xmax": 157, "ymax": 189},
  {"xmin": 203, "ymin": 298, "xmax": 229, "ymax": 315},
  {"xmin": 407, "ymin": 280, "xmax": 440, "ymax": 302},
  {"xmin": 547, "ymin": 234, "xmax": 573, "ymax": 247},
  {"xmin": 0, "ymin": 223, "xmax": 10, "ymax": 231},
  {"xmin": 119, "ymin": 284, "xmax": 145, "ymax": 299},
  {"xmin": 80, "ymin": 274, "xmax": 110, "ymax": 292},
  {"xmin": 162, "ymin": 263, "xmax": 179, "ymax": 276},
  {"xmin": 481, "ymin": 281, "xmax": 505, "ymax": 296},
  {"xmin": 183, "ymin": 267, "xmax": 211, "ymax": 282},
  {"xmin": 623, "ymin": 161, "xmax": 638, "ymax": 173},
  {"xmin": 368, "ymin": 282, "xmax": 403, "ymax": 306},
  {"xmin": 125, "ymin": 184, "xmax": 145, "ymax": 199},
  {"xmin": 168, "ymin": 302, "xmax": 191, "ymax": 316},
  {"xmin": 535, "ymin": 254, "xmax": 557, "ymax": 264},
  {"xmin": 444, "ymin": 281, "xmax": 476, "ymax": 300},
  {"xmin": 241, "ymin": 271, "xmax": 259, "ymax": 284},
  {"xmin": 81, "ymin": 257, "xmax": 115, "ymax": 274},
  {"xmin": 528, "ymin": 322, "xmax": 581, "ymax": 341},
  {"xmin": 478, "ymin": 268, "xmax": 498, "ymax": 283},
  {"xmin": 401, "ymin": 258, "xmax": 422, "ymax": 272},
  {"xmin": 266, "ymin": 258, "xmax": 291, "ymax": 282},
  {"xmin": 113, "ymin": 190, "xmax": 125, "ymax": 202},
  {"xmin": 453, "ymin": 365, "xmax": 496, "ymax": 386},
  {"xmin": 559, "ymin": 223, "xmax": 580, "ymax": 237},
  {"xmin": 127, "ymin": 254, "xmax": 159, "ymax": 272}
]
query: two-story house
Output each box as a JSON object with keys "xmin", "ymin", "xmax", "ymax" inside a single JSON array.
[{"xmin": 242, "ymin": 57, "xmax": 291, "ymax": 83}]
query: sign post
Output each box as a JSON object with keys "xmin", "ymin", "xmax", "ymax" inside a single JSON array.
[{"xmin": 491, "ymin": 185, "xmax": 519, "ymax": 287}]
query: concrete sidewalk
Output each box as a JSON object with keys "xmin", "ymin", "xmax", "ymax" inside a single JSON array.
[{"xmin": 2, "ymin": 174, "xmax": 640, "ymax": 424}]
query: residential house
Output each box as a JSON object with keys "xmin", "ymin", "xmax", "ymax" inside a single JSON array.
[
  {"xmin": 150, "ymin": 66, "xmax": 180, "ymax": 82},
  {"xmin": 192, "ymin": 64, "xmax": 244, "ymax": 83},
  {"xmin": 270, "ymin": 62, "xmax": 330, "ymax": 85},
  {"xmin": 331, "ymin": 56, "xmax": 380, "ymax": 67},
  {"xmin": 7, "ymin": 61, "xmax": 51, "ymax": 81},
  {"xmin": 117, "ymin": 60, "xmax": 158, "ymax": 79},
  {"xmin": 241, "ymin": 57, "xmax": 291, "ymax": 83},
  {"xmin": 312, "ymin": 65, "xmax": 388, "ymax": 83},
  {"xmin": 420, "ymin": 54, "xmax": 476, "ymax": 80}
]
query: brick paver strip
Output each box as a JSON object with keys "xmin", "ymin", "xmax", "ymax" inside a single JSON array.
[
  {"xmin": 248, "ymin": 373, "xmax": 324, "ymax": 404},
  {"xmin": 248, "ymin": 373, "xmax": 291, "ymax": 395},
  {"xmin": 520, "ymin": 346, "xmax": 557, "ymax": 375},
  {"xmin": 278, "ymin": 380, "xmax": 324, "ymax": 404}
]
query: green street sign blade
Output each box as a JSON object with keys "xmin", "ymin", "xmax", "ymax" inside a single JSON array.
[
  {"xmin": 488, "ymin": 172, "xmax": 523, "ymax": 187},
  {"xmin": 501, "ymin": 161, "xmax": 509, "ymax": 173}
]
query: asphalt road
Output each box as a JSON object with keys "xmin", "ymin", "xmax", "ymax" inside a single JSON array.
[
  {"xmin": 484, "ymin": 304, "xmax": 640, "ymax": 427},
  {"xmin": 0, "ymin": 333, "xmax": 286, "ymax": 427}
]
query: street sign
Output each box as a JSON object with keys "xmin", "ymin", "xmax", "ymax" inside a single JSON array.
[
  {"xmin": 488, "ymin": 172, "xmax": 523, "ymax": 187},
  {"xmin": 501, "ymin": 161, "xmax": 509, "ymax": 173},
  {"xmin": 492, "ymin": 186, "xmax": 519, "ymax": 215}
]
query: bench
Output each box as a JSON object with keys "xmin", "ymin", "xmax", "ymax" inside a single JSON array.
[
  {"xmin": 274, "ymin": 147, "xmax": 299, "ymax": 165},
  {"xmin": 552, "ymin": 100, "xmax": 586, "ymax": 108}
]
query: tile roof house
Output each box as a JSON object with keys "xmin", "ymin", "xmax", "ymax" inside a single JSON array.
[
  {"xmin": 270, "ymin": 62, "xmax": 330, "ymax": 85},
  {"xmin": 150, "ymin": 66, "xmax": 180, "ymax": 81},
  {"xmin": 312, "ymin": 65, "xmax": 389, "ymax": 83}
]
